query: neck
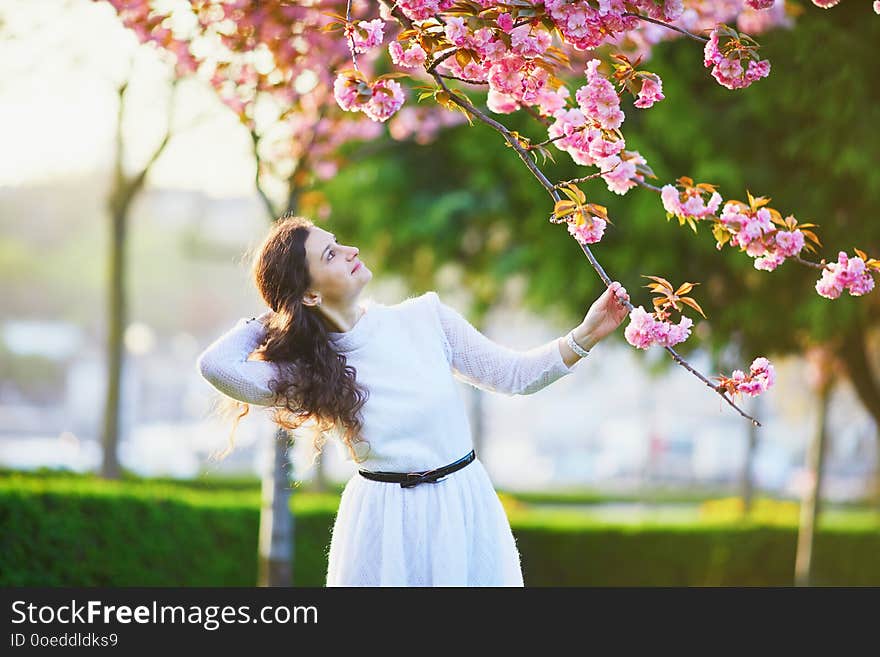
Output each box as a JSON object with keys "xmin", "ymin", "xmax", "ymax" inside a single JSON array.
[{"xmin": 322, "ymin": 301, "xmax": 364, "ymax": 333}]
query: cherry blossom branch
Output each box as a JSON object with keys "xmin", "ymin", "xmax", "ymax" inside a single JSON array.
[
  {"xmin": 635, "ymin": 180, "xmax": 834, "ymax": 275},
  {"xmin": 794, "ymin": 255, "xmax": 828, "ymax": 270},
  {"xmin": 622, "ymin": 12, "xmax": 709, "ymax": 43},
  {"xmin": 380, "ymin": 0, "xmax": 760, "ymax": 426}
]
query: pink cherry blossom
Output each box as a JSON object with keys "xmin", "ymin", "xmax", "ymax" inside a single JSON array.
[
  {"xmin": 704, "ymin": 26, "xmax": 771, "ymax": 90},
  {"xmin": 624, "ymin": 306, "xmax": 693, "ymax": 350},
  {"xmin": 634, "ymin": 76, "xmax": 665, "ymax": 109},
  {"xmin": 364, "ymin": 79, "xmax": 406, "ymax": 123},
  {"xmin": 333, "ymin": 73, "xmax": 362, "ymax": 111},
  {"xmin": 567, "ymin": 215, "xmax": 607, "ymax": 245},
  {"xmin": 486, "ymin": 89, "xmax": 521, "ymax": 114},
  {"xmin": 389, "ymin": 41, "xmax": 427, "ymax": 68},
  {"xmin": 397, "ymin": 0, "xmax": 455, "ymax": 22},
  {"xmin": 600, "ymin": 151, "xmax": 646, "ymax": 196},
  {"xmin": 815, "ymin": 251, "xmax": 876, "ymax": 299},
  {"xmin": 718, "ymin": 356, "xmax": 775, "ymax": 397},
  {"xmin": 774, "ymin": 230, "xmax": 805, "ymax": 258},
  {"xmin": 347, "ymin": 19, "xmax": 385, "ymax": 55},
  {"xmin": 497, "ymin": 12, "xmax": 514, "ymax": 32},
  {"xmin": 662, "ymin": 184, "xmax": 723, "ymax": 221}
]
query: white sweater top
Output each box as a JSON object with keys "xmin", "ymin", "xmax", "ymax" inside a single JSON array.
[{"xmin": 196, "ymin": 291, "xmax": 582, "ymax": 472}]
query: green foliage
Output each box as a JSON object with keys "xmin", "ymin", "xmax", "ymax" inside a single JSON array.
[
  {"xmin": 517, "ymin": 521, "xmax": 880, "ymax": 586},
  {"xmin": 2, "ymin": 472, "xmax": 878, "ymax": 586}
]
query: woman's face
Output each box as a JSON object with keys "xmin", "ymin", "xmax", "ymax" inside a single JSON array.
[{"xmin": 302, "ymin": 227, "xmax": 371, "ymax": 307}]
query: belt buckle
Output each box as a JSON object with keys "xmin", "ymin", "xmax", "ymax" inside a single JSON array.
[{"xmin": 400, "ymin": 469, "xmax": 445, "ymax": 488}]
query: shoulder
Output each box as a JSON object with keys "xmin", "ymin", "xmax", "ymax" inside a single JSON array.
[
  {"xmin": 392, "ymin": 291, "xmax": 441, "ymax": 314},
  {"xmin": 390, "ymin": 291, "xmax": 445, "ymax": 332}
]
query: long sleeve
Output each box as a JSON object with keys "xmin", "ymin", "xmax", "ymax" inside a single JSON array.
[
  {"xmin": 195, "ymin": 317, "xmax": 281, "ymax": 406},
  {"xmin": 427, "ymin": 292, "xmax": 581, "ymax": 396}
]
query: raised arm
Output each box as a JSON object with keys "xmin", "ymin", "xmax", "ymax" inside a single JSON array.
[
  {"xmin": 428, "ymin": 292, "xmax": 582, "ymax": 396},
  {"xmin": 195, "ymin": 313, "xmax": 281, "ymax": 406}
]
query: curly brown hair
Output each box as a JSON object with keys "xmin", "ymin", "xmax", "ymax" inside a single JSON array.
[{"xmin": 209, "ymin": 212, "xmax": 370, "ymax": 467}]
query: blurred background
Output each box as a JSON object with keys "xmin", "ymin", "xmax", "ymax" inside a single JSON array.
[{"xmin": 1, "ymin": 0, "xmax": 878, "ymax": 586}]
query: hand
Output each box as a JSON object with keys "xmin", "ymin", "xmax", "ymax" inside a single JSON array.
[{"xmin": 578, "ymin": 281, "xmax": 630, "ymax": 348}]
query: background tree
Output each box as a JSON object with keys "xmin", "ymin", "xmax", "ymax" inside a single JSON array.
[{"xmin": 101, "ymin": 69, "xmax": 182, "ymax": 479}]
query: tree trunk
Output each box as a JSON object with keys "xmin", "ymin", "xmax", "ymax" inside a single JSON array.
[
  {"xmin": 740, "ymin": 396, "xmax": 760, "ymax": 515},
  {"xmin": 794, "ymin": 380, "xmax": 831, "ymax": 587},
  {"xmin": 255, "ymin": 185, "xmax": 299, "ymax": 586},
  {"xmin": 312, "ymin": 426, "xmax": 328, "ymax": 493},
  {"xmin": 469, "ymin": 315, "xmax": 487, "ymax": 459},
  {"xmin": 471, "ymin": 386, "xmax": 485, "ymax": 458},
  {"xmin": 258, "ymin": 428, "xmax": 293, "ymax": 586},
  {"xmin": 100, "ymin": 210, "xmax": 127, "ymax": 480},
  {"xmin": 839, "ymin": 323, "xmax": 880, "ymax": 509}
]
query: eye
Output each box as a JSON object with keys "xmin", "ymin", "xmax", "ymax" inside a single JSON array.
[{"xmin": 328, "ymin": 250, "xmax": 335, "ymax": 260}]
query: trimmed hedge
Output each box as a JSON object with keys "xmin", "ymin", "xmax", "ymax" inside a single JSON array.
[{"xmin": 1, "ymin": 473, "xmax": 878, "ymax": 586}]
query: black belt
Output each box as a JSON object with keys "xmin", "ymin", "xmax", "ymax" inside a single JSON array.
[{"xmin": 358, "ymin": 450, "xmax": 476, "ymax": 488}]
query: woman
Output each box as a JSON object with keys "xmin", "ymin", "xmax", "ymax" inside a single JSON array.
[{"xmin": 196, "ymin": 212, "xmax": 630, "ymax": 586}]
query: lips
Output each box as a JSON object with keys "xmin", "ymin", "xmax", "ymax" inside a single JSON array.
[{"xmin": 351, "ymin": 261, "xmax": 361, "ymax": 274}]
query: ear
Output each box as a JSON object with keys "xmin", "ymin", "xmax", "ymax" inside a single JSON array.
[{"xmin": 302, "ymin": 292, "xmax": 321, "ymax": 307}]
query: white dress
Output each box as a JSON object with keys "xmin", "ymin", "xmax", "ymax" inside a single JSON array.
[{"xmin": 196, "ymin": 291, "xmax": 582, "ymax": 586}]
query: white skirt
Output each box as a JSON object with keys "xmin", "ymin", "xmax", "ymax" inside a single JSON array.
[{"xmin": 325, "ymin": 457, "xmax": 524, "ymax": 586}]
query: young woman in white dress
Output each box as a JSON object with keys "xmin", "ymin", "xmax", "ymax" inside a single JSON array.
[{"xmin": 197, "ymin": 212, "xmax": 630, "ymax": 586}]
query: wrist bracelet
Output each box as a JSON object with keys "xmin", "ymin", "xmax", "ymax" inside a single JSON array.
[{"xmin": 566, "ymin": 330, "xmax": 591, "ymax": 358}]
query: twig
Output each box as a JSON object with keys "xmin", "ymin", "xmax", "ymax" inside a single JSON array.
[
  {"xmin": 530, "ymin": 128, "xmax": 582, "ymax": 150},
  {"xmin": 522, "ymin": 104, "xmax": 552, "ymax": 127},
  {"xmin": 437, "ymin": 73, "xmax": 488, "ymax": 85},
  {"xmin": 554, "ymin": 168, "xmax": 614, "ymax": 189},
  {"xmin": 794, "ymin": 255, "xmax": 829, "ymax": 270},
  {"xmin": 622, "ymin": 12, "xmax": 708, "ymax": 43},
  {"xmin": 427, "ymin": 47, "xmax": 458, "ymax": 73},
  {"xmin": 345, "ymin": 0, "xmax": 360, "ymax": 71}
]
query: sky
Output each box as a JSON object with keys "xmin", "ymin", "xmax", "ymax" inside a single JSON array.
[{"xmin": 0, "ymin": 0, "xmax": 256, "ymax": 196}]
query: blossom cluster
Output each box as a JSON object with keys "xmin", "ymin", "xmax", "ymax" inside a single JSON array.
[
  {"xmin": 567, "ymin": 213, "xmax": 607, "ymax": 246},
  {"xmin": 661, "ymin": 183, "xmax": 722, "ymax": 223},
  {"xmin": 634, "ymin": 76, "xmax": 665, "ymax": 109},
  {"xmin": 334, "ymin": 74, "xmax": 406, "ymax": 123},
  {"xmin": 718, "ymin": 357, "xmax": 776, "ymax": 397},
  {"xmin": 703, "ymin": 25, "xmax": 771, "ymax": 90},
  {"xmin": 397, "ymin": 0, "xmax": 455, "ymax": 22},
  {"xmin": 544, "ymin": 61, "xmax": 649, "ymax": 196},
  {"xmin": 388, "ymin": 41, "xmax": 427, "ymax": 68},
  {"xmin": 346, "ymin": 19, "xmax": 385, "ymax": 55},
  {"xmin": 624, "ymin": 306, "xmax": 693, "ymax": 350},
  {"xmin": 815, "ymin": 252, "xmax": 876, "ymax": 299},
  {"xmin": 718, "ymin": 202, "xmax": 805, "ymax": 271}
]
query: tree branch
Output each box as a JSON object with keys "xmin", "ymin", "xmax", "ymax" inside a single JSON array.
[
  {"xmin": 249, "ymin": 128, "xmax": 277, "ymax": 219},
  {"xmin": 380, "ymin": 0, "xmax": 761, "ymax": 426}
]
